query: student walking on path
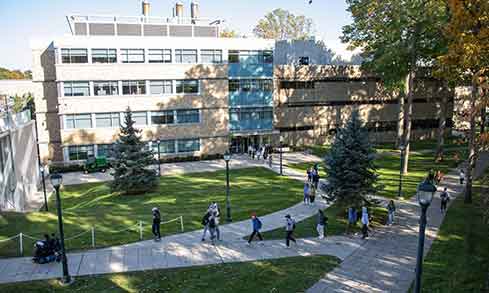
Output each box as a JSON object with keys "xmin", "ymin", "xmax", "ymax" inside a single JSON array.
[
  {"xmin": 316, "ymin": 209, "xmax": 328, "ymax": 239},
  {"xmin": 208, "ymin": 202, "xmax": 221, "ymax": 241},
  {"xmin": 285, "ymin": 214, "xmax": 297, "ymax": 248},
  {"xmin": 361, "ymin": 207, "xmax": 369, "ymax": 239},
  {"xmin": 387, "ymin": 200, "xmax": 396, "ymax": 226},
  {"xmin": 303, "ymin": 182, "xmax": 310, "ymax": 205},
  {"xmin": 247, "ymin": 213, "xmax": 264, "ymax": 245},
  {"xmin": 152, "ymin": 207, "xmax": 162, "ymax": 241},
  {"xmin": 440, "ymin": 187, "xmax": 450, "ymax": 213},
  {"xmin": 201, "ymin": 211, "xmax": 211, "ymax": 242},
  {"xmin": 208, "ymin": 212, "xmax": 218, "ymax": 245}
]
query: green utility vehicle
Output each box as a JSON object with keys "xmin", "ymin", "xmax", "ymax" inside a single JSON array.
[{"xmin": 84, "ymin": 156, "xmax": 109, "ymax": 173}]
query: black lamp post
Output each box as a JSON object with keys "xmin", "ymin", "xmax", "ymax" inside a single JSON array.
[
  {"xmin": 156, "ymin": 140, "xmax": 161, "ymax": 176},
  {"xmin": 279, "ymin": 137, "xmax": 284, "ymax": 176},
  {"xmin": 398, "ymin": 144, "xmax": 405, "ymax": 197},
  {"xmin": 40, "ymin": 165, "xmax": 48, "ymax": 212},
  {"xmin": 49, "ymin": 173, "xmax": 72, "ymax": 285},
  {"xmin": 414, "ymin": 179, "xmax": 436, "ymax": 293},
  {"xmin": 224, "ymin": 151, "xmax": 232, "ymax": 222}
]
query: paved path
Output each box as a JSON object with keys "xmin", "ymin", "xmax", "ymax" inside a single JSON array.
[{"xmin": 307, "ymin": 152, "xmax": 489, "ymax": 293}]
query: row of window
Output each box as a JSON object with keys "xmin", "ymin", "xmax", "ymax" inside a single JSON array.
[
  {"xmin": 229, "ymin": 107, "xmax": 274, "ymax": 121},
  {"xmin": 229, "ymin": 79, "xmax": 273, "ymax": 92},
  {"xmin": 280, "ymin": 81, "xmax": 316, "ymax": 89},
  {"xmin": 62, "ymin": 80, "xmax": 199, "ymax": 97},
  {"xmin": 64, "ymin": 110, "xmax": 200, "ymax": 129},
  {"xmin": 60, "ymin": 48, "xmax": 273, "ymax": 64},
  {"xmin": 66, "ymin": 139, "xmax": 201, "ymax": 161}
]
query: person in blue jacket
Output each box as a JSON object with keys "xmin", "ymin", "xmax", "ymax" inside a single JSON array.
[{"xmin": 247, "ymin": 212, "xmax": 264, "ymax": 245}]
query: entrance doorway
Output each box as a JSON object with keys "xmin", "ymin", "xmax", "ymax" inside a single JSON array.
[{"xmin": 230, "ymin": 135, "xmax": 272, "ymax": 154}]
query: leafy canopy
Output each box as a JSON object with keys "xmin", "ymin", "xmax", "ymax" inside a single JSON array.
[{"xmin": 253, "ymin": 9, "xmax": 314, "ymax": 40}]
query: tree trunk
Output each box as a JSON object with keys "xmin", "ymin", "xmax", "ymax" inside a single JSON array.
[
  {"xmin": 435, "ymin": 94, "xmax": 447, "ymax": 161},
  {"xmin": 481, "ymin": 107, "xmax": 486, "ymax": 134},
  {"xmin": 402, "ymin": 71, "xmax": 414, "ymax": 175},
  {"xmin": 465, "ymin": 82, "xmax": 478, "ymax": 204},
  {"xmin": 396, "ymin": 90, "xmax": 405, "ymax": 148}
]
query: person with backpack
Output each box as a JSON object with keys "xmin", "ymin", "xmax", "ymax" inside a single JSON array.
[
  {"xmin": 285, "ymin": 214, "xmax": 297, "ymax": 248},
  {"xmin": 208, "ymin": 202, "xmax": 221, "ymax": 241},
  {"xmin": 386, "ymin": 200, "xmax": 396, "ymax": 226},
  {"xmin": 208, "ymin": 212, "xmax": 218, "ymax": 245},
  {"xmin": 201, "ymin": 211, "xmax": 211, "ymax": 242},
  {"xmin": 247, "ymin": 213, "xmax": 264, "ymax": 245},
  {"xmin": 316, "ymin": 210, "xmax": 328, "ymax": 239},
  {"xmin": 152, "ymin": 207, "xmax": 162, "ymax": 241},
  {"xmin": 440, "ymin": 187, "xmax": 450, "ymax": 213},
  {"xmin": 303, "ymin": 182, "xmax": 310, "ymax": 205}
]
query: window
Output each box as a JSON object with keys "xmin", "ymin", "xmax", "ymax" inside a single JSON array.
[
  {"xmin": 175, "ymin": 49, "xmax": 198, "ymax": 63},
  {"xmin": 122, "ymin": 81, "xmax": 146, "ymax": 95},
  {"xmin": 150, "ymin": 80, "xmax": 172, "ymax": 95},
  {"xmin": 132, "ymin": 112, "xmax": 148, "ymax": 125},
  {"xmin": 176, "ymin": 109, "xmax": 199, "ymax": 124},
  {"xmin": 263, "ymin": 50, "xmax": 273, "ymax": 64},
  {"xmin": 178, "ymin": 139, "xmax": 200, "ymax": 153},
  {"xmin": 228, "ymin": 50, "xmax": 239, "ymax": 63},
  {"xmin": 176, "ymin": 80, "xmax": 199, "ymax": 94},
  {"xmin": 280, "ymin": 81, "xmax": 315, "ymax": 89},
  {"xmin": 65, "ymin": 114, "xmax": 92, "ymax": 129},
  {"xmin": 64, "ymin": 81, "xmax": 90, "ymax": 96},
  {"xmin": 68, "ymin": 145, "xmax": 94, "ymax": 161},
  {"xmin": 148, "ymin": 49, "xmax": 172, "ymax": 63},
  {"xmin": 152, "ymin": 140, "xmax": 176, "ymax": 154},
  {"xmin": 95, "ymin": 113, "xmax": 120, "ymax": 128},
  {"xmin": 151, "ymin": 111, "xmax": 174, "ymax": 125},
  {"xmin": 121, "ymin": 49, "xmax": 145, "ymax": 63},
  {"xmin": 97, "ymin": 144, "xmax": 114, "ymax": 157},
  {"xmin": 229, "ymin": 80, "xmax": 239, "ymax": 92},
  {"xmin": 201, "ymin": 49, "xmax": 222, "ymax": 63},
  {"xmin": 261, "ymin": 79, "xmax": 273, "ymax": 91},
  {"xmin": 94, "ymin": 81, "xmax": 118, "ymax": 96},
  {"xmin": 299, "ymin": 56, "xmax": 309, "ymax": 65},
  {"xmin": 61, "ymin": 48, "xmax": 88, "ymax": 63},
  {"xmin": 92, "ymin": 49, "xmax": 117, "ymax": 63}
]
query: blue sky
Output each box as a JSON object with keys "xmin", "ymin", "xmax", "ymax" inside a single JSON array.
[{"xmin": 0, "ymin": 0, "xmax": 353, "ymax": 70}]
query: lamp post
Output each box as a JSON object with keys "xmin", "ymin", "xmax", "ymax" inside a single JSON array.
[
  {"xmin": 414, "ymin": 179, "xmax": 436, "ymax": 293},
  {"xmin": 49, "ymin": 173, "xmax": 72, "ymax": 285},
  {"xmin": 40, "ymin": 166, "xmax": 48, "ymax": 212},
  {"xmin": 279, "ymin": 137, "xmax": 284, "ymax": 176},
  {"xmin": 398, "ymin": 144, "xmax": 405, "ymax": 197},
  {"xmin": 156, "ymin": 140, "xmax": 161, "ymax": 176},
  {"xmin": 223, "ymin": 151, "xmax": 232, "ymax": 222}
]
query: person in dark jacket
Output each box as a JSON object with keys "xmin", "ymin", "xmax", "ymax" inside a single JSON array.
[
  {"xmin": 201, "ymin": 211, "xmax": 211, "ymax": 242},
  {"xmin": 152, "ymin": 207, "xmax": 162, "ymax": 241},
  {"xmin": 247, "ymin": 213, "xmax": 264, "ymax": 245},
  {"xmin": 387, "ymin": 200, "xmax": 396, "ymax": 226},
  {"xmin": 316, "ymin": 210, "xmax": 328, "ymax": 239},
  {"xmin": 440, "ymin": 187, "xmax": 450, "ymax": 213},
  {"xmin": 285, "ymin": 214, "xmax": 297, "ymax": 248}
]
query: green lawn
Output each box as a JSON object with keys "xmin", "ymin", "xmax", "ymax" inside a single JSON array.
[
  {"xmin": 259, "ymin": 203, "xmax": 387, "ymax": 240},
  {"xmin": 0, "ymin": 167, "xmax": 303, "ymax": 258},
  {"xmin": 416, "ymin": 179, "xmax": 489, "ymax": 292},
  {"xmin": 0, "ymin": 255, "xmax": 340, "ymax": 293}
]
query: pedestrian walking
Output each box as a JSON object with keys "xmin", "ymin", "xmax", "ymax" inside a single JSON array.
[
  {"xmin": 387, "ymin": 200, "xmax": 396, "ymax": 226},
  {"xmin": 285, "ymin": 214, "xmax": 297, "ymax": 248},
  {"xmin": 316, "ymin": 209, "xmax": 328, "ymax": 239},
  {"xmin": 208, "ymin": 202, "xmax": 221, "ymax": 240},
  {"xmin": 346, "ymin": 207, "xmax": 357, "ymax": 234},
  {"xmin": 307, "ymin": 167, "xmax": 312, "ymax": 182},
  {"xmin": 312, "ymin": 168, "xmax": 320, "ymax": 189},
  {"xmin": 459, "ymin": 170, "xmax": 465, "ymax": 185},
  {"xmin": 208, "ymin": 212, "xmax": 218, "ymax": 245},
  {"xmin": 309, "ymin": 185, "xmax": 316, "ymax": 204},
  {"xmin": 303, "ymin": 182, "xmax": 310, "ymax": 205},
  {"xmin": 361, "ymin": 206, "xmax": 369, "ymax": 239},
  {"xmin": 247, "ymin": 213, "xmax": 264, "ymax": 245},
  {"xmin": 440, "ymin": 187, "xmax": 450, "ymax": 213},
  {"xmin": 152, "ymin": 207, "xmax": 161, "ymax": 241},
  {"xmin": 201, "ymin": 210, "xmax": 211, "ymax": 241}
]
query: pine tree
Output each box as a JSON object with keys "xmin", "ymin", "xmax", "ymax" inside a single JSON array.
[
  {"xmin": 110, "ymin": 107, "xmax": 158, "ymax": 194},
  {"xmin": 324, "ymin": 111, "xmax": 378, "ymax": 207}
]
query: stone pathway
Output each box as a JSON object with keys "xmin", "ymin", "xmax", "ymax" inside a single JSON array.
[{"xmin": 307, "ymin": 152, "xmax": 489, "ymax": 292}]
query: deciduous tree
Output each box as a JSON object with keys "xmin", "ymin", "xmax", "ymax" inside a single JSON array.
[{"xmin": 253, "ymin": 9, "xmax": 314, "ymax": 40}]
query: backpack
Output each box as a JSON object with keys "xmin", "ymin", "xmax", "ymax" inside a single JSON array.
[
  {"xmin": 256, "ymin": 218, "xmax": 262, "ymax": 230},
  {"xmin": 201, "ymin": 213, "xmax": 210, "ymax": 226}
]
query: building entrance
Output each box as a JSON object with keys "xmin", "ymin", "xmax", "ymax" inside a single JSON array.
[{"xmin": 230, "ymin": 135, "xmax": 271, "ymax": 154}]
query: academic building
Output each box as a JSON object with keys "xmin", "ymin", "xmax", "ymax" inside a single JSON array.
[{"xmin": 31, "ymin": 2, "xmax": 453, "ymax": 165}]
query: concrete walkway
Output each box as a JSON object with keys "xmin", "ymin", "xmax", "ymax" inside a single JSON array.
[{"xmin": 307, "ymin": 152, "xmax": 489, "ymax": 292}]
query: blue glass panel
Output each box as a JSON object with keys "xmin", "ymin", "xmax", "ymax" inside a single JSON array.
[
  {"xmin": 229, "ymin": 91, "xmax": 273, "ymax": 107},
  {"xmin": 228, "ymin": 64, "xmax": 273, "ymax": 78}
]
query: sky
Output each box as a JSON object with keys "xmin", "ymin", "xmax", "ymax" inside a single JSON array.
[{"xmin": 0, "ymin": 0, "xmax": 354, "ymax": 71}]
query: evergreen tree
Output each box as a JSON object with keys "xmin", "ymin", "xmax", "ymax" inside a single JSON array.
[
  {"xmin": 110, "ymin": 107, "xmax": 158, "ymax": 194},
  {"xmin": 324, "ymin": 111, "xmax": 378, "ymax": 207}
]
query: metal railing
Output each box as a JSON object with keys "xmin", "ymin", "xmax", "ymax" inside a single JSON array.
[{"xmin": 0, "ymin": 216, "xmax": 184, "ymax": 257}]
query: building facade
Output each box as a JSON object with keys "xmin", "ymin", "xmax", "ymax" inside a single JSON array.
[{"xmin": 31, "ymin": 4, "xmax": 453, "ymax": 165}]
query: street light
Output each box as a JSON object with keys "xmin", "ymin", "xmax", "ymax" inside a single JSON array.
[
  {"xmin": 223, "ymin": 151, "xmax": 232, "ymax": 222},
  {"xmin": 414, "ymin": 179, "xmax": 436, "ymax": 293},
  {"xmin": 49, "ymin": 173, "xmax": 72, "ymax": 285},
  {"xmin": 40, "ymin": 165, "xmax": 48, "ymax": 212},
  {"xmin": 398, "ymin": 144, "xmax": 405, "ymax": 197},
  {"xmin": 156, "ymin": 140, "xmax": 161, "ymax": 176},
  {"xmin": 279, "ymin": 137, "xmax": 284, "ymax": 176}
]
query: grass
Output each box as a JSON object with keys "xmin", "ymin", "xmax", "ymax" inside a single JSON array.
[
  {"xmin": 414, "ymin": 178, "xmax": 489, "ymax": 292},
  {"xmin": 0, "ymin": 167, "xmax": 303, "ymax": 258},
  {"xmin": 0, "ymin": 255, "xmax": 340, "ymax": 293},
  {"xmin": 259, "ymin": 203, "xmax": 387, "ymax": 240}
]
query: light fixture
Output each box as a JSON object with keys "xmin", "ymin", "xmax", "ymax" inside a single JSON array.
[{"xmin": 50, "ymin": 173, "xmax": 63, "ymax": 188}]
